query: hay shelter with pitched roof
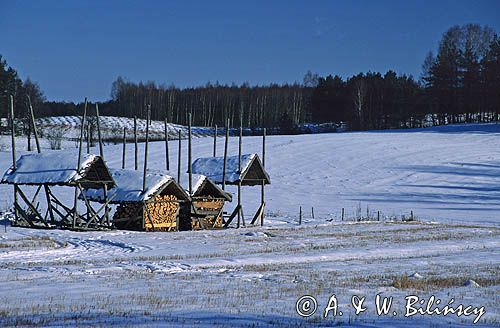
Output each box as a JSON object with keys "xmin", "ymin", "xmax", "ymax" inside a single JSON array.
[
  {"xmin": 1, "ymin": 152, "xmax": 114, "ymax": 229},
  {"xmin": 82, "ymin": 168, "xmax": 190, "ymax": 231}
]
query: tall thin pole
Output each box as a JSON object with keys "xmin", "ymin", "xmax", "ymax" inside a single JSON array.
[
  {"xmin": 73, "ymin": 98, "xmax": 87, "ymax": 229},
  {"xmin": 237, "ymin": 124, "xmax": 242, "ymax": 228},
  {"xmin": 10, "ymin": 96, "xmax": 16, "ymax": 169},
  {"xmin": 122, "ymin": 127, "xmax": 126, "ymax": 169},
  {"xmin": 86, "ymin": 122, "xmax": 90, "ymax": 154},
  {"xmin": 77, "ymin": 98, "xmax": 88, "ymax": 167},
  {"xmin": 222, "ymin": 118, "xmax": 229, "ymax": 191},
  {"xmin": 164, "ymin": 117, "xmax": 170, "ymax": 170},
  {"xmin": 27, "ymin": 95, "xmax": 41, "ymax": 153},
  {"xmin": 142, "ymin": 106, "xmax": 151, "ymax": 193},
  {"xmin": 177, "ymin": 129, "xmax": 182, "ymax": 184},
  {"xmin": 95, "ymin": 103, "xmax": 104, "ymax": 160},
  {"xmin": 188, "ymin": 113, "xmax": 192, "ymax": 195},
  {"xmin": 261, "ymin": 127, "xmax": 266, "ymax": 226},
  {"xmin": 213, "ymin": 124, "xmax": 217, "ymax": 157},
  {"xmin": 9, "ymin": 96, "xmax": 18, "ymax": 222},
  {"xmin": 134, "ymin": 116, "xmax": 138, "ymax": 170}
]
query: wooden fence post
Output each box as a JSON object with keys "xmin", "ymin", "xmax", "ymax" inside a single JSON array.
[{"xmin": 122, "ymin": 127, "xmax": 126, "ymax": 169}]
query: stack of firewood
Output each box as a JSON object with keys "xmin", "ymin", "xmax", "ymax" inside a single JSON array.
[{"xmin": 144, "ymin": 194, "xmax": 179, "ymax": 231}]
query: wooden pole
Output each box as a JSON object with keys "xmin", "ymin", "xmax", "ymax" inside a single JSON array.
[
  {"xmin": 122, "ymin": 127, "xmax": 126, "ymax": 169},
  {"xmin": 299, "ymin": 206, "xmax": 302, "ymax": 225},
  {"xmin": 311, "ymin": 207, "xmax": 315, "ymax": 219},
  {"xmin": 104, "ymin": 184, "xmax": 109, "ymax": 226},
  {"xmin": 213, "ymin": 124, "xmax": 217, "ymax": 157},
  {"xmin": 27, "ymin": 95, "xmax": 41, "ymax": 153},
  {"xmin": 188, "ymin": 113, "xmax": 192, "ymax": 195},
  {"xmin": 164, "ymin": 117, "xmax": 170, "ymax": 171},
  {"xmin": 222, "ymin": 118, "xmax": 229, "ymax": 191},
  {"xmin": 134, "ymin": 115, "xmax": 138, "ymax": 170},
  {"xmin": 177, "ymin": 129, "xmax": 182, "ymax": 184},
  {"xmin": 9, "ymin": 96, "xmax": 18, "ymax": 222},
  {"xmin": 86, "ymin": 122, "xmax": 90, "ymax": 154},
  {"xmin": 95, "ymin": 103, "xmax": 104, "ymax": 160},
  {"xmin": 73, "ymin": 98, "xmax": 87, "ymax": 229},
  {"xmin": 77, "ymin": 98, "xmax": 88, "ymax": 167},
  {"xmin": 377, "ymin": 211, "xmax": 380, "ymax": 221},
  {"xmin": 341, "ymin": 207, "xmax": 344, "ymax": 221},
  {"xmin": 261, "ymin": 127, "xmax": 266, "ymax": 225},
  {"xmin": 237, "ymin": 124, "xmax": 242, "ymax": 228},
  {"xmin": 142, "ymin": 106, "xmax": 151, "ymax": 193}
]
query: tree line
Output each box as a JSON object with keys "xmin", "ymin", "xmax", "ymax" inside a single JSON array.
[{"xmin": 1, "ymin": 23, "xmax": 499, "ymax": 132}]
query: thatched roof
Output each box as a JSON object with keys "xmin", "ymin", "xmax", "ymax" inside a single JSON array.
[
  {"xmin": 1, "ymin": 153, "xmax": 114, "ymax": 189},
  {"xmin": 82, "ymin": 168, "xmax": 190, "ymax": 204},
  {"xmin": 191, "ymin": 154, "xmax": 270, "ymax": 186}
]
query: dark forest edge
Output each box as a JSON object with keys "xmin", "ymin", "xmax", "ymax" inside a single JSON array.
[{"xmin": 1, "ymin": 24, "xmax": 499, "ymax": 134}]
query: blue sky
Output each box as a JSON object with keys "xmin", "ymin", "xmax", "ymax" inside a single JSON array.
[{"xmin": 1, "ymin": 0, "xmax": 499, "ymax": 102}]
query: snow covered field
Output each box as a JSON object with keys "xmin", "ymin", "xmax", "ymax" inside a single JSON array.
[{"xmin": 0, "ymin": 123, "xmax": 499, "ymax": 326}]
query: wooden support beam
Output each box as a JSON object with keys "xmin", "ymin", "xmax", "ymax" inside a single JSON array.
[
  {"xmin": 15, "ymin": 185, "xmax": 49, "ymax": 227},
  {"xmin": 122, "ymin": 127, "xmax": 126, "ymax": 169},
  {"xmin": 188, "ymin": 113, "xmax": 192, "ymax": 195},
  {"xmin": 164, "ymin": 117, "xmax": 170, "ymax": 170},
  {"xmin": 177, "ymin": 129, "xmax": 182, "ymax": 184},
  {"xmin": 142, "ymin": 106, "xmax": 151, "ymax": 193},
  {"xmin": 222, "ymin": 118, "xmax": 229, "ymax": 191},
  {"xmin": 86, "ymin": 121, "xmax": 90, "ymax": 154},
  {"xmin": 134, "ymin": 116, "xmax": 138, "ymax": 170},
  {"xmin": 237, "ymin": 123, "xmax": 242, "ymax": 227},
  {"xmin": 223, "ymin": 204, "xmax": 241, "ymax": 228},
  {"xmin": 27, "ymin": 95, "xmax": 41, "ymax": 153},
  {"xmin": 250, "ymin": 203, "xmax": 265, "ymax": 225},
  {"xmin": 10, "ymin": 95, "xmax": 19, "ymax": 223},
  {"xmin": 95, "ymin": 103, "xmax": 104, "ymax": 160},
  {"xmin": 44, "ymin": 186, "xmax": 56, "ymax": 225},
  {"xmin": 213, "ymin": 124, "xmax": 217, "ymax": 157}
]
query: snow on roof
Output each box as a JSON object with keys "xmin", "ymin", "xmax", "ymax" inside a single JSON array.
[
  {"xmin": 191, "ymin": 154, "xmax": 270, "ymax": 186},
  {"xmin": 177, "ymin": 173, "xmax": 232, "ymax": 201},
  {"xmin": 1, "ymin": 152, "xmax": 112, "ymax": 187},
  {"xmin": 82, "ymin": 168, "xmax": 189, "ymax": 203}
]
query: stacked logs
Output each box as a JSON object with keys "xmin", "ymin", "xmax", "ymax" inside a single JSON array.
[
  {"xmin": 144, "ymin": 194, "xmax": 179, "ymax": 232},
  {"xmin": 113, "ymin": 203, "xmax": 142, "ymax": 230},
  {"xmin": 191, "ymin": 198, "xmax": 224, "ymax": 230}
]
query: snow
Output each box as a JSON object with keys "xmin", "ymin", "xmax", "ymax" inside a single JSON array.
[
  {"xmin": 82, "ymin": 168, "xmax": 189, "ymax": 203},
  {"xmin": 191, "ymin": 153, "xmax": 269, "ymax": 185},
  {"xmin": 0, "ymin": 122, "xmax": 499, "ymax": 326},
  {"xmin": 1, "ymin": 152, "xmax": 100, "ymax": 186}
]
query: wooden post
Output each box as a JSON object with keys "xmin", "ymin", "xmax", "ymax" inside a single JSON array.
[
  {"xmin": 86, "ymin": 122, "xmax": 90, "ymax": 154},
  {"xmin": 177, "ymin": 129, "xmax": 182, "ymax": 184},
  {"xmin": 260, "ymin": 127, "xmax": 266, "ymax": 225},
  {"xmin": 341, "ymin": 208, "xmax": 344, "ymax": 221},
  {"xmin": 77, "ymin": 98, "xmax": 88, "ymax": 166},
  {"xmin": 134, "ymin": 116, "xmax": 138, "ymax": 170},
  {"xmin": 95, "ymin": 103, "xmax": 104, "ymax": 160},
  {"xmin": 410, "ymin": 210, "xmax": 414, "ymax": 221},
  {"xmin": 222, "ymin": 118, "xmax": 229, "ymax": 191},
  {"xmin": 188, "ymin": 113, "xmax": 192, "ymax": 195},
  {"xmin": 299, "ymin": 206, "xmax": 302, "ymax": 225},
  {"xmin": 104, "ymin": 184, "xmax": 109, "ymax": 226},
  {"xmin": 122, "ymin": 127, "xmax": 126, "ymax": 169},
  {"xmin": 164, "ymin": 117, "xmax": 170, "ymax": 171},
  {"xmin": 377, "ymin": 211, "xmax": 380, "ymax": 221},
  {"xmin": 311, "ymin": 207, "xmax": 315, "ymax": 219},
  {"xmin": 9, "ymin": 96, "xmax": 18, "ymax": 222},
  {"xmin": 142, "ymin": 106, "xmax": 151, "ymax": 193},
  {"xmin": 237, "ymin": 124, "xmax": 242, "ymax": 227},
  {"xmin": 27, "ymin": 95, "xmax": 41, "ymax": 153},
  {"xmin": 213, "ymin": 124, "xmax": 217, "ymax": 157},
  {"xmin": 73, "ymin": 99, "xmax": 87, "ymax": 229}
]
